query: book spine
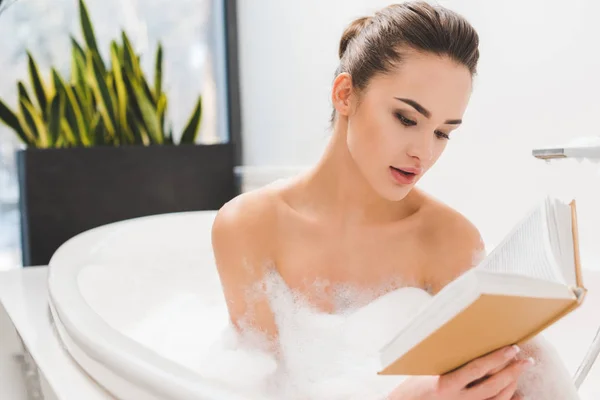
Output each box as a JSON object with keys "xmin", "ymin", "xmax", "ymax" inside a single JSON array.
[{"xmin": 570, "ymin": 200, "xmax": 585, "ymax": 289}]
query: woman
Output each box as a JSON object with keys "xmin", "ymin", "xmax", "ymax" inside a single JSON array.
[{"xmin": 212, "ymin": 2, "xmax": 579, "ymax": 399}]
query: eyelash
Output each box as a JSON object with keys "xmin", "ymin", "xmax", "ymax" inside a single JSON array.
[{"xmin": 394, "ymin": 112, "xmax": 450, "ymax": 140}]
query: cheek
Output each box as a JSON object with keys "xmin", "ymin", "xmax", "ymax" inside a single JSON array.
[
  {"xmin": 423, "ymin": 141, "xmax": 448, "ymax": 170},
  {"xmin": 347, "ymin": 109, "xmax": 395, "ymax": 164}
]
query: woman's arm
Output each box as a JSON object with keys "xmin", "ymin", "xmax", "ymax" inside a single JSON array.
[{"xmin": 212, "ymin": 193, "xmax": 280, "ymax": 352}]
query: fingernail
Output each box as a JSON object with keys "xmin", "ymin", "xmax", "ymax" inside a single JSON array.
[
  {"xmin": 525, "ymin": 357, "xmax": 536, "ymax": 366},
  {"xmin": 507, "ymin": 345, "xmax": 520, "ymax": 357},
  {"xmin": 521, "ymin": 357, "xmax": 535, "ymax": 368}
]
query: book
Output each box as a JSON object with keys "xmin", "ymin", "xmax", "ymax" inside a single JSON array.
[{"xmin": 378, "ymin": 196, "xmax": 587, "ymax": 376}]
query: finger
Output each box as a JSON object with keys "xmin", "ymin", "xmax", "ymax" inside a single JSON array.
[
  {"xmin": 488, "ymin": 358, "xmax": 514, "ymax": 376},
  {"xmin": 444, "ymin": 345, "xmax": 521, "ymax": 388},
  {"xmin": 511, "ymin": 393, "xmax": 524, "ymax": 400},
  {"xmin": 468, "ymin": 358, "xmax": 533, "ymax": 399},
  {"xmin": 465, "ymin": 358, "xmax": 516, "ymax": 389},
  {"xmin": 490, "ymin": 381, "xmax": 518, "ymax": 400}
]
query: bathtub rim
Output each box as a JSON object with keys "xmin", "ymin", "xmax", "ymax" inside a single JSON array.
[
  {"xmin": 47, "ymin": 211, "xmax": 260, "ymax": 400},
  {"xmin": 48, "ymin": 297, "xmax": 164, "ymax": 400}
]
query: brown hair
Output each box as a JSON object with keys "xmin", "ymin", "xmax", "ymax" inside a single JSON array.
[{"xmin": 333, "ymin": 1, "xmax": 480, "ymax": 120}]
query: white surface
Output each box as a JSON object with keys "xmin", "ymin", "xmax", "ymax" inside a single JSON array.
[
  {"xmin": 236, "ymin": 0, "xmax": 600, "ymax": 260},
  {"xmin": 0, "ymin": 302, "xmax": 28, "ymax": 400},
  {"xmin": 0, "ymin": 249, "xmax": 20, "ymax": 271},
  {"xmin": 0, "ymin": 266, "xmax": 114, "ymax": 400},
  {"xmin": 47, "ymin": 211, "xmax": 258, "ymax": 400}
]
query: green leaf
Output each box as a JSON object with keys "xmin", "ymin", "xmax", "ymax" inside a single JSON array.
[
  {"xmin": 156, "ymin": 93, "xmax": 167, "ymax": 134},
  {"xmin": 78, "ymin": 0, "xmax": 105, "ymax": 74},
  {"xmin": 72, "ymin": 51, "xmax": 92, "ymax": 112},
  {"xmin": 47, "ymin": 93, "xmax": 63, "ymax": 145},
  {"xmin": 127, "ymin": 109, "xmax": 150, "ymax": 145},
  {"xmin": 88, "ymin": 111, "xmax": 102, "ymax": 145},
  {"xmin": 131, "ymin": 80, "xmax": 162, "ymax": 144},
  {"xmin": 87, "ymin": 51, "xmax": 116, "ymax": 137},
  {"xmin": 121, "ymin": 31, "xmax": 142, "ymax": 79},
  {"xmin": 19, "ymin": 97, "xmax": 37, "ymax": 140},
  {"xmin": 60, "ymin": 119, "xmax": 77, "ymax": 146},
  {"xmin": 17, "ymin": 81, "xmax": 32, "ymax": 105},
  {"xmin": 73, "ymin": 83, "xmax": 92, "ymax": 122},
  {"xmin": 110, "ymin": 42, "xmax": 134, "ymax": 144},
  {"xmin": 0, "ymin": 99, "xmax": 33, "ymax": 145},
  {"xmin": 180, "ymin": 97, "xmax": 202, "ymax": 144},
  {"xmin": 71, "ymin": 37, "xmax": 87, "ymax": 86},
  {"xmin": 154, "ymin": 43, "xmax": 163, "ymax": 97},
  {"xmin": 20, "ymin": 98, "xmax": 49, "ymax": 148},
  {"xmin": 142, "ymin": 77, "xmax": 156, "ymax": 106},
  {"xmin": 71, "ymin": 36, "xmax": 86, "ymax": 61},
  {"xmin": 55, "ymin": 134, "xmax": 66, "ymax": 148},
  {"xmin": 52, "ymin": 69, "xmax": 90, "ymax": 146},
  {"xmin": 122, "ymin": 70, "xmax": 148, "ymax": 140},
  {"xmin": 27, "ymin": 52, "xmax": 48, "ymax": 114}
]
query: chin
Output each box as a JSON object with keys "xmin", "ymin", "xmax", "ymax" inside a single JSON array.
[{"xmin": 376, "ymin": 183, "xmax": 414, "ymax": 202}]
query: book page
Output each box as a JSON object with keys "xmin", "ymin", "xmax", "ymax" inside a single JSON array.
[
  {"xmin": 557, "ymin": 201, "xmax": 576, "ymax": 286},
  {"xmin": 546, "ymin": 197, "xmax": 564, "ymax": 282},
  {"xmin": 544, "ymin": 197, "xmax": 576, "ymax": 287},
  {"xmin": 478, "ymin": 202, "xmax": 564, "ymax": 284}
]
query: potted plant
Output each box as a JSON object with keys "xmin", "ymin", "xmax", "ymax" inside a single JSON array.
[{"xmin": 0, "ymin": 0, "xmax": 237, "ymax": 266}]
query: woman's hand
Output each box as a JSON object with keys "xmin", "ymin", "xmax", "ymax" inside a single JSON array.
[{"xmin": 388, "ymin": 345, "xmax": 534, "ymax": 399}]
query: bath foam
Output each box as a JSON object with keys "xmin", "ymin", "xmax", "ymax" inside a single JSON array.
[
  {"xmin": 514, "ymin": 334, "xmax": 581, "ymax": 400},
  {"xmin": 195, "ymin": 269, "xmax": 430, "ymax": 400},
  {"xmin": 195, "ymin": 267, "xmax": 585, "ymax": 400}
]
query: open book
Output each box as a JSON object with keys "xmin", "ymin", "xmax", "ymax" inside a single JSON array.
[{"xmin": 378, "ymin": 196, "xmax": 587, "ymax": 376}]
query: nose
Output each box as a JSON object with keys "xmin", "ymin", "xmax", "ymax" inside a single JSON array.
[{"xmin": 406, "ymin": 130, "xmax": 435, "ymax": 162}]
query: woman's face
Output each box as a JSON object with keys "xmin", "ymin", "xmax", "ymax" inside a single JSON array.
[{"xmin": 338, "ymin": 52, "xmax": 473, "ymax": 202}]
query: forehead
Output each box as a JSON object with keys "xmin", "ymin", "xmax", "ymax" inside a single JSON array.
[{"xmin": 365, "ymin": 52, "xmax": 473, "ymax": 119}]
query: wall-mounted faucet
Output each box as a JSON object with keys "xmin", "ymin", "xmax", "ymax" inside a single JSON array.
[{"xmin": 532, "ymin": 137, "xmax": 600, "ymax": 161}]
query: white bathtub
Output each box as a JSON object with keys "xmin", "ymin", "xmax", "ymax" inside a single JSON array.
[
  {"xmin": 47, "ymin": 211, "xmax": 265, "ymax": 400},
  {"xmin": 46, "ymin": 210, "xmax": 600, "ymax": 399}
]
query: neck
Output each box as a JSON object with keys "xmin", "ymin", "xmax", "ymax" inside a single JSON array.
[{"xmin": 297, "ymin": 116, "xmax": 418, "ymax": 225}]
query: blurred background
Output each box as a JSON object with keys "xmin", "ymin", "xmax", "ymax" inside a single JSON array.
[
  {"xmin": 0, "ymin": 0, "xmax": 232, "ymax": 268},
  {"xmin": 1, "ymin": 0, "xmax": 600, "ymax": 270}
]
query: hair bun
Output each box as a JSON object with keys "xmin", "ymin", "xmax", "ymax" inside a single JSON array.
[{"xmin": 339, "ymin": 16, "xmax": 372, "ymax": 59}]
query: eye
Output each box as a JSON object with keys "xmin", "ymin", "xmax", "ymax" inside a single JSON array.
[
  {"xmin": 435, "ymin": 131, "xmax": 450, "ymax": 140},
  {"xmin": 394, "ymin": 112, "xmax": 416, "ymax": 127}
]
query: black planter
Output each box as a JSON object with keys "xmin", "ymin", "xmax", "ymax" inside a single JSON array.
[{"xmin": 16, "ymin": 144, "xmax": 237, "ymax": 266}]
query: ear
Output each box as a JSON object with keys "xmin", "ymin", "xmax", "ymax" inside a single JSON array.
[{"xmin": 331, "ymin": 73, "xmax": 354, "ymax": 117}]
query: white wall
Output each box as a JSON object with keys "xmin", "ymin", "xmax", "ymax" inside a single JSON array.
[{"xmin": 236, "ymin": 0, "xmax": 600, "ymax": 267}]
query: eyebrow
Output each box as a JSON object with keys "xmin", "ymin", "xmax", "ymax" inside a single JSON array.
[{"xmin": 394, "ymin": 97, "xmax": 462, "ymax": 125}]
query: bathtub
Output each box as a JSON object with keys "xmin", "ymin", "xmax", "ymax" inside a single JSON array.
[
  {"xmin": 46, "ymin": 209, "xmax": 600, "ymax": 399},
  {"xmin": 47, "ymin": 211, "xmax": 264, "ymax": 400}
]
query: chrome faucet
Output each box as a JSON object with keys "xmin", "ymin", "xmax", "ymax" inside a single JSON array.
[{"xmin": 532, "ymin": 142, "xmax": 600, "ymax": 161}]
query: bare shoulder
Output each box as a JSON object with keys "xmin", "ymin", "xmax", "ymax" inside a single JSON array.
[
  {"xmin": 418, "ymin": 194, "xmax": 486, "ymax": 292},
  {"xmin": 212, "ymin": 186, "xmax": 280, "ymax": 262}
]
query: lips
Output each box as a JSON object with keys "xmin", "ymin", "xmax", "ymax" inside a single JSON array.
[{"xmin": 390, "ymin": 166, "xmax": 420, "ymax": 185}]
